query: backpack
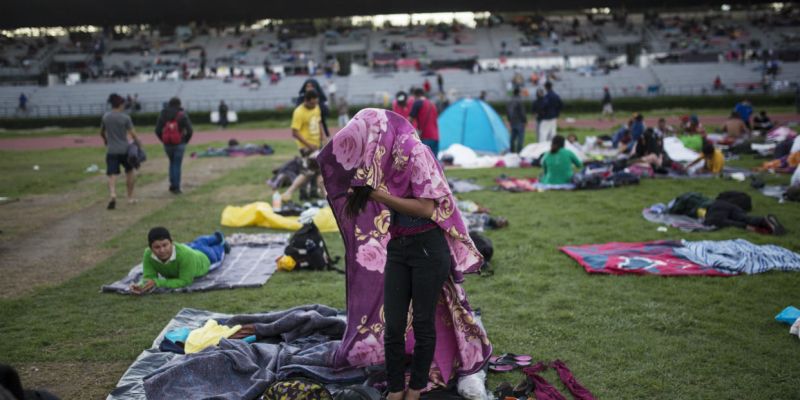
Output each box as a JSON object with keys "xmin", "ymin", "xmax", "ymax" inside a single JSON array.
[
  {"xmin": 161, "ymin": 111, "xmax": 184, "ymax": 145},
  {"xmin": 469, "ymin": 231, "xmax": 494, "ymax": 277},
  {"xmin": 284, "ymin": 223, "xmax": 341, "ymax": 271},
  {"xmin": 264, "ymin": 378, "xmax": 333, "ymax": 400},
  {"xmin": 333, "ymin": 385, "xmax": 382, "ymax": 400},
  {"xmin": 716, "ymin": 191, "xmax": 752, "ymax": 211}
]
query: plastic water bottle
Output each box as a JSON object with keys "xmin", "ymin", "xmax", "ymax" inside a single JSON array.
[{"xmin": 272, "ymin": 192, "xmax": 282, "ymax": 211}]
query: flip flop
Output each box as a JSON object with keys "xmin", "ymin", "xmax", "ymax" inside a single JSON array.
[
  {"xmin": 489, "ymin": 364, "xmax": 514, "ymax": 372},
  {"xmin": 489, "ymin": 353, "xmax": 532, "ymax": 371},
  {"xmin": 493, "ymin": 353, "xmax": 533, "ymax": 362}
]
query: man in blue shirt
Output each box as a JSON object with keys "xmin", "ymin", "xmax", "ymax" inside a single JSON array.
[
  {"xmin": 734, "ymin": 99, "xmax": 753, "ymax": 129},
  {"xmin": 537, "ymin": 82, "xmax": 563, "ymax": 143}
]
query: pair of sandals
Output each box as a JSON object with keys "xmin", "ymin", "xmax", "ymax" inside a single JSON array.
[{"xmin": 488, "ymin": 353, "xmax": 532, "ymax": 372}]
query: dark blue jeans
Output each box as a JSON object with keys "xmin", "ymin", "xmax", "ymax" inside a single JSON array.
[
  {"xmin": 163, "ymin": 144, "xmax": 187, "ymax": 190},
  {"xmin": 188, "ymin": 232, "xmax": 225, "ymax": 267},
  {"xmin": 421, "ymin": 139, "xmax": 439, "ymax": 157},
  {"xmin": 510, "ymin": 122, "xmax": 526, "ymax": 153},
  {"xmin": 384, "ymin": 228, "xmax": 451, "ymax": 392}
]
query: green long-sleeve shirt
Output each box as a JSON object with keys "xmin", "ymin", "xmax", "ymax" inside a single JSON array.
[
  {"xmin": 142, "ymin": 243, "xmax": 210, "ymax": 288},
  {"xmin": 541, "ymin": 148, "xmax": 583, "ymax": 185}
]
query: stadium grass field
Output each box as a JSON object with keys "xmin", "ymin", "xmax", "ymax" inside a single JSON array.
[{"xmin": 0, "ymin": 109, "xmax": 798, "ymax": 399}]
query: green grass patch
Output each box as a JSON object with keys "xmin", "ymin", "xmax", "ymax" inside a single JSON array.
[{"xmin": 0, "ymin": 136, "xmax": 799, "ymax": 399}]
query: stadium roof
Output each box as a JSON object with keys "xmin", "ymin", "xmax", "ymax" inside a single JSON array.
[{"xmin": 3, "ymin": 0, "xmax": 778, "ymax": 29}]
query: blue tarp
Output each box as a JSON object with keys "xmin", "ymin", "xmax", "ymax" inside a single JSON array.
[{"xmin": 438, "ymin": 98, "xmax": 510, "ymax": 154}]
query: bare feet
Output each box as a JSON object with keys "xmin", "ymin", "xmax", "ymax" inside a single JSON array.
[
  {"xmin": 405, "ymin": 389, "xmax": 421, "ymax": 400},
  {"xmin": 386, "ymin": 391, "xmax": 404, "ymax": 400}
]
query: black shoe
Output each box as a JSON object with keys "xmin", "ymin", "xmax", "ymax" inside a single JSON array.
[
  {"xmin": 766, "ymin": 214, "xmax": 786, "ymax": 235},
  {"xmin": 170, "ymin": 188, "xmax": 183, "ymax": 194},
  {"xmin": 107, "ymin": 199, "xmax": 116, "ymax": 210}
]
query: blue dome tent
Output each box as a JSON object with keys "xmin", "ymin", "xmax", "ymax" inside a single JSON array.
[{"xmin": 437, "ymin": 98, "xmax": 510, "ymax": 154}]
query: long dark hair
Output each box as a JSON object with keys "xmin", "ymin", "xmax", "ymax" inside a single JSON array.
[
  {"xmin": 345, "ymin": 186, "xmax": 373, "ymax": 218},
  {"xmin": 550, "ymin": 135, "xmax": 565, "ymax": 154}
]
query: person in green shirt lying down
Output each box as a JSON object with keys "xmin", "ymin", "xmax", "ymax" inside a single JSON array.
[{"xmin": 130, "ymin": 227, "xmax": 230, "ymax": 294}]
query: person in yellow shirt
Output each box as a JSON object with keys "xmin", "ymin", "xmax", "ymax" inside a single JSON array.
[
  {"xmin": 688, "ymin": 142, "xmax": 724, "ymax": 175},
  {"xmin": 282, "ymin": 91, "xmax": 327, "ymax": 201},
  {"xmin": 291, "ymin": 90, "xmax": 323, "ymax": 151}
]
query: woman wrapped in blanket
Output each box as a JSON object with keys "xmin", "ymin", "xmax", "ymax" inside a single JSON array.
[{"xmin": 317, "ymin": 109, "xmax": 492, "ymax": 400}]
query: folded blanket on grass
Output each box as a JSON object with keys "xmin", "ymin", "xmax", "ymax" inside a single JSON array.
[
  {"xmin": 107, "ymin": 306, "xmax": 363, "ymax": 400},
  {"xmin": 674, "ymin": 239, "xmax": 800, "ymax": 275},
  {"xmin": 101, "ymin": 238, "xmax": 287, "ymax": 294},
  {"xmin": 562, "ymin": 240, "xmax": 800, "ymax": 276}
]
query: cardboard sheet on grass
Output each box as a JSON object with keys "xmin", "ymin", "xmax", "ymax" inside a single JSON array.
[
  {"xmin": 102, "ymin": 237, "xmax": 287, "ymax": 294},
  {"xmin": 221, "ymin": 202, "xmax": 338, "ymax": 232}
]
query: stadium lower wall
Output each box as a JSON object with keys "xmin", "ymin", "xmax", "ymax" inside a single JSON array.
[{"xmin": 0, "ymin": 94, "xmax": 794, "ymax": 130}]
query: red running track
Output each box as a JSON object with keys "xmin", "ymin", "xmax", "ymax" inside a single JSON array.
[{"xmin": 1, "ymin": 114, "xmax": 798, "ymax": 151}]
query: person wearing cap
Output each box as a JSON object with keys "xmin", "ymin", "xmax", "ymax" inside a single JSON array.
[
  {"xmin": 101, "ymin": 93, "xmax": 140, "ymax": 210},
  {"xmin": 392, "ymin": 91, "xmax": 413, "ymax": 119},
  {"xmin": 130, "ymin": 227, "xmax": 229, "ymax": 294}
]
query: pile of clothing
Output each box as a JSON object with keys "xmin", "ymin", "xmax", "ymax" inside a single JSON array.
[{"xmin": 754, "ymin": 127, "xmax": 800, "ymax": 174}]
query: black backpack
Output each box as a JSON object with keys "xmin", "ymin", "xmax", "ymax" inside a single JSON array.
[
  {"xmin": 285, "ymin": 223, "xmax": 341, "ymax": 272},
  {"xmin": 469, "ymin": 231, "xmax": 494, "ymax": 277},
  {"xmin": 716, "ymin": 191, "xmax": 752, "ymax": 211}
]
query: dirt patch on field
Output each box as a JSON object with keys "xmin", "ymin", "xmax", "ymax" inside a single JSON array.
[
  {"xmin": 0, "ymin": 157, "xmax": 254, "ymax": 299},
  {"xmin": 15, "ymin": 361, "xmax": 128, "ymax": 400}
]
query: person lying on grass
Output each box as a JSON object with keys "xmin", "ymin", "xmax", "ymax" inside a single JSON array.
[{"xmin": 130, "ymin": 227, "xmax": 229, "ymax": 294}]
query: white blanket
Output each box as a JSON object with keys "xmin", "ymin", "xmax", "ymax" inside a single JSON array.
[{"xmin": 663, "ymin": 137, "xmax": 700, "ymax": 163}]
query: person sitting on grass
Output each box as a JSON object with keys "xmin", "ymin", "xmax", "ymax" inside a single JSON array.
[
  {"xmin": 130, "ymin": 227, "xmax": 229, "ymax": 294},
  {"xmin": 280, "ymin": 149, "xmax": 327, "ymax": 202},
  {"xmin": 721, "ymin": 111, "xmax": 750, "ymax": 142},
  {"xmin": 752, "ymin": 110, "xmax": 774, "ymax": 134},
  {"xmin": 628, "ymin": 128, "xmax": 666, "ymax": 170},
  {"xmin": 687, "ymin": 142, "xmax": 725, "ymax": 175},
  {"xmin": 540, "ymin": 135, "xmax": 583, "ymax": 184}
]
